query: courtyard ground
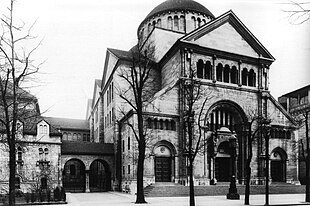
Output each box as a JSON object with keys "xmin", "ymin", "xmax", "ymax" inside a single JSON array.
[{"xmin": 48, "ymin": 192, "xmax": 309, "ymax": 206}]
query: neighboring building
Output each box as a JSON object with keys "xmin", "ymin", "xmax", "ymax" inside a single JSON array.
[
  {"xmin": 279, "ymin": 84, "xmax": 310, "ymax": 184},
  {"xmin": 0, "ymin": 86, "xmax": 62, "ymax": 194},
  {"xmin": 87, "ymin": 0, "xmax": 299, "ymax": 193},
  {"xmin": 43, "ymin": 116, "xmax": 114, "ymax": 192}
]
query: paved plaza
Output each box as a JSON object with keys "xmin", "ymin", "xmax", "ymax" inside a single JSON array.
[{"xmin": 52, "ymin": 192, "xmax": 309, "ymax": 206}]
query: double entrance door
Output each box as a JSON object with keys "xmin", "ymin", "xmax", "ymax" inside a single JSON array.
[{"xmin": 155, "ymin": 157, "xmax": 171, "ymax": 182}]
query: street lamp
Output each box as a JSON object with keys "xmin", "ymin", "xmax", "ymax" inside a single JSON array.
[{"xmin": 226, "ymin": 134, "xmax": 240, "ymax": 200}]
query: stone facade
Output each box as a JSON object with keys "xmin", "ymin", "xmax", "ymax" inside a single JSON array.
[{"xmin": 90, "ymin": 0, "xmax": 299, "ymax": 194}]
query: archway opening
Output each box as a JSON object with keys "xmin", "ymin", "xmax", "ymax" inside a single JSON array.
[
  {"xmin": 63, "ymin": 159, "xmax": 85, "ymax": 192},
  {"xmin": 270, "ymin": 149, "xmax": 287, "ymax": 182},
  {"xmin": 89, "ymin": 160, "xmax": 111, "ymax": 192},
  {"xmin": 215, "ymin": 141, "xmax": 231, "ymax": 182}
]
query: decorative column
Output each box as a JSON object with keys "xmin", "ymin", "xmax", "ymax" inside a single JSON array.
[
  {"xmin": 85, "ymin": 170, "xmax": 90, "ymax": 192},
  {"xmin": 238, "ymin": 60, "xmax": 242, "ymax": 86},
  {"xmin": 212, "ymin": 55, "xmax": 216, "ymax": 83}
]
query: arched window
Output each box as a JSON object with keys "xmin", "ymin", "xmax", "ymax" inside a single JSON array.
[
  {"xmin": 180, "ymin": 16, "xmax": 185, "ymax": 32},
  {"xmin": 173, "ymin": 16, "xmax": 179, "ymax": 31},
  {"xmin": 44, "ymin": 148, "xmax": 48, "ymax": 160},
  {"xmin": 197, "ymin": 59, "xmax": 204, "ymax": 78},
  {"xmin": 224, "ymin": 65, "xmax": 230, "ymax": 83},
  {"xmin": 230, "ymin": 66, "xmax": 238, "ymax": 84},
  {"xmin": 216, "ymin": 64, "xmax": 223, "ymax": 82},
  {"xmin": 159, "ymin": 119, "xmax": 164, "ymax": 130},
  {"xmin": 205, "ymin": 61, "xmax": 212, "ymax": 80},
  {"xmin": 242, "ymin": 68, "xmax": 248, "ymax": 86},
  {"xmin": 191, "ymin": 16, "xmax": 196, "ymax": 29},
  {"xmin": 73, "ymin": 133, "xmax": 77, "ymax": 141},
  {"xmin": 157, "ymin": 19, "xmax": 161, "ymax": 28},
  {"xmin": 197, "ymin": 17, "xmax": 201, "ymax": 27},
  {"xmin": 43, "ymin": 125, "xmax": 48, "ymax": 134},
  {"xmin": 63, "ymin": 132, "xmax": 68, "ymax": 141},
  {"xmin": 168, "ymin": 16, "xmax": 173, "ymax": 30},
  {"xmin": 152, "ymin": 20, "xmax": 156, "ymax": 28},
  {"xmin": 202, "ymin": 19, "xmax": 206, "ymax": 24},
  {"xmin": 39, "ymin": 125, "xmax": 43, "ymax": 133},
  {"xmin": 41, "ymin": 177, "xmax": 47, "ymax": 189},
  {"xmin": 154, "ymin": 118, "xmax": 158, "ymax": 129},
  {"xmin": 165, "ymin": 119, "xmax": 169, "ymax": 130},
  {"xmin": 39, "ymin": 148, "xmax": 43, "ymax": 160},
  {"xmin": 68, "ymin": 133, "xmax": 72, "ymax": 141},
  {"xmin": 17, "ymin": 147, "xmax": 22, "ymax": 161},
  {"xmin": 248, "ymin": 69, "xmax": 256, "ymax": 87}
]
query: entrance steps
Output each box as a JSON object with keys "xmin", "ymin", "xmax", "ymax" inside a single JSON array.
[{"xmin": 144, "ymin": 182, "xmax": 305, "ymax": 197}]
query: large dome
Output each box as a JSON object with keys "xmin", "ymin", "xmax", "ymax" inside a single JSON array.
[{"xmin": 141, "ymin": 0, "xmax": 215, "ymax": 26}]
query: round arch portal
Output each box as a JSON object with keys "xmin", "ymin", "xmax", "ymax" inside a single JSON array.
[
  {"xmin": 153, "ymin": 141, "xmax": 176, "ymax": 183},
  {"xmin": 270, "ymin": 148, "xmax": 287, "ymax": 182},
  {"xmin": 63, "ymin": 159, "xmax": 85, "ymax": 192},
  {"xmin": 89, "ymin": 159, "xmax": 111, "ymax": 192}
]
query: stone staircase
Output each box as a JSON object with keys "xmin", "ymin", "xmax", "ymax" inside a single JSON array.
[{"xmin": 144, "ymin": 182, "xmax": 305, "ymax": 197}]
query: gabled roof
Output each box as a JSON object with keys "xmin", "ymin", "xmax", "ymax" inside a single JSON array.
[
  {"xmin": 61, "ymin": 141, "xmax": 114, "ymax": 155},
  {"xmin": 43, "ymin": 116, "xmax": 89, "ymax": 131},
  {"xmin": 107, "ymin": 48, "xmax": 133, "ymax": 61},
  {"xmin": 279, "ymin": 84, "xmax": 310, "ymax": 98},
  {"xmin": 180, "ymin": 10, "xmax": 275, "ymax": 61}
]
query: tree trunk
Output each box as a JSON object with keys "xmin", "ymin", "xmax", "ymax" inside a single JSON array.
[
  {"xmin": 9, "ymin": 137, "xmax": 16, "ymax": 206},
  {"xmin": 135, "ymin": 109, "xmax": 147, "ymax": 204},
  {"xmin": 244, "ymin": 165, "xmax": 251, "ymax": 205},
  {"xmin": 189, "ymin": 159, "xmax": 195, "ymax": 206}
]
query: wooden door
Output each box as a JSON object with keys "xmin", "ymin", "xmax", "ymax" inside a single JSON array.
[{"xmin": 155, "ymin": 157, "xmax": 171, "ymax": 182}]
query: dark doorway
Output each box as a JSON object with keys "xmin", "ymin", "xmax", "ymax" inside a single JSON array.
[
  {"xmin": 215, "ymin": 157, "xmax": 230, "ymax": 181},
  {"xmin": 63, "ymin": 159, "xmax": 85, "ymax": 192},
  {"xmin": 155, "ymin": 157, "xmax": 171, "ymax": 182},
  {"xmin": 89, "ymin": 160, "xmax": 111, "ymax": 192},
  {"xmin": 271, "ymin": 161, "xmax": 284, "ymax": 182}
]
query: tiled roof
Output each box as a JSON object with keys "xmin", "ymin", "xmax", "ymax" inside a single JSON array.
[
  {"xmin": 43, "ymin": 116, "xmax": 89, "ymax": 130},
  {"xmin": 61, "ymin": 141, "xmax": 114, "ymax": 155}
]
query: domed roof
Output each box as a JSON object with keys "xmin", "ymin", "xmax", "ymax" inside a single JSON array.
[{"xmin": 142, "ymin": 0, "xmax": 215, "ymax": 25}]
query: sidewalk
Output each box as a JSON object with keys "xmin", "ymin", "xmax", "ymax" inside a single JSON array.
[{"xmin": 62, "ymin": 192, "xmax": 309, "ymax": 206}]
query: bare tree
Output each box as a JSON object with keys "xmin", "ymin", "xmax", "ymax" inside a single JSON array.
[
  {"xmin": 282, "ymin": 1, "xmax": 310, "ymax": 24},
  {"xmin": 117, "ymin": 43, "xmax": 156, "ymax": 204},
  {"xmin": 181, "ymin": 52, "xmax": 212, "ymax": 206},
  {"xmin": 243, "ymin": 111, "xmax": 271, "ymax": 205},
  {"xmin": 0, "ymin": 0, "xmax": 41, "ymax": 205},
  {"xmin": 294, "ymin": 109, "xmax": 310, "ymax": 202}
]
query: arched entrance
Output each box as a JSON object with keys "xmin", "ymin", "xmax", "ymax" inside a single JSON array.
[
  {"xmin": 271, "ymin": 148, "xmax": 287, "ymax": 182},
  {"xmin": 89, "ymin": 160, "xmax": 111, "ymax": 192},
  {"xmin": 63, "ymin": 159, "xmax": 85, "ymax": 192},
  {"xmin": 154, "ymin": 145, "xmax": 173, "ymax": 182},
  {"xmin": 215, "ymin": 141, "xmax": 231, "ymax": 182},
  {"xmin": 205, "ymin": 100, "xmax": 247, "ymax": 183}
]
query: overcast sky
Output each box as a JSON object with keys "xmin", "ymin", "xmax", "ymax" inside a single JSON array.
[{"xmin": 1, "ymin": 0, "xmax": 309, "ymax": 119}]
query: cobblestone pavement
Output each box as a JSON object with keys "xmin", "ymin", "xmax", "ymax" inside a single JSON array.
[{"xmin": 47, "ymin": 192, "xmax": 309, "ymax": 206}]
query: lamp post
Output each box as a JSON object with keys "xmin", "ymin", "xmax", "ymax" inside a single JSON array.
[
  {"xmin": 263, "ymin": 121, "xmax": 271, "ymax": 206},
  {"xmin": 227, "ymin": 134, "xmax": 240, "ymax": 200}
]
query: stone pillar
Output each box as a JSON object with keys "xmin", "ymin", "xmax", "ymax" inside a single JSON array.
[
  {"xmin": 212, "ymin": 55, "xmax": 216, "ymax": 83},
  {"xmin": 264, "ymin": 66, "xmax": 269, "ymax": 90},
  {"xmin": 238, "ymin": 60, "xmax": 242, "ymax": 86},
  {"xmin": 258, "ymin": 64, "xmax": 264, "ymax": 90},
  {"xmin": 175, "ymin": 156, "xmax": 179, "ymax": 183},
  {"xmin": 85, "ymin": 170, "xmax": 90, "ymax": 192}
]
